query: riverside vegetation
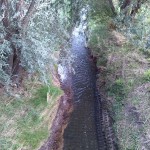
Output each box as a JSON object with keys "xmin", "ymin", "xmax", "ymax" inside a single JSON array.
[
  {"xmin": 0, "ymin": 0, "xmax": 150, "ymax": 149},
  {"xmin": 0, "ymin": 0, "xmax": 84, "ymax": 149},
  {"xmin": 0, "ymin": 76, "xmax": 62, "ymax": 149},
  {"xmin": 88, "ymin": 0, "xmax": 150, "ymax": 149}
]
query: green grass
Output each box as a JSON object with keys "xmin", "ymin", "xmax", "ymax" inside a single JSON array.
[
  {"xmin": 88, "ymin": 1, "xmax": 150, "ymax": 149},
  {"xmin": 19, "ymin": 127, "xmax": 48, "ymax": 149},
  {"xmin": 17, "ymin": 109, "xmax": 41, "ymax": 129},
  {"xmin": 29, "ymin": 85, "xmax": 62, "ymax": 108},
  {"xmin": 0, "ymin": 82, "xmax": 62, "ymax": 150},
  {"xmin": 16, "ymin": 85, "xmax": 62, "ymax": 149},
  {"xmin": 142, "ymin": 69, "xmax": 150, "ymax": 83},
  {"xmin": 0, "ymin": 138, "xmax": 11, "ymax": 150},
  {"xmin": 29, "ymin": 86, "xmax": 48, "ymax": 108},
  {"xmin": 108, "ymin": 78, "xmax": 127, "ymax": 102}
]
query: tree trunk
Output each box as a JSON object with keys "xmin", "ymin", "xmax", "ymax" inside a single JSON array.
[
  {"xmin": 121, "ymin": 0, "xmax": 131, "ymax": 10},
  {"xmin": 121, "ymin": 0, "xmax": 147, "ymax": 16},
  {"xmin": 108, "ymin": 0, "xmax": 116, "ymax": 15},
  {"xmin": 1, "ymin": 0, "xmax": 36, "ymax": 85}
]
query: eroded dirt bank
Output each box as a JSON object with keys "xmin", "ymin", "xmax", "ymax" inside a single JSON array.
[
  {"xmin": 39, "ymin": 8, "xmax": 118, "ymax": 149},
  {"xmin": 39, "ymin": 50, "xmax": 118, "ymax": 150},
  {"xmin": 39, "ymin": 88, "xmax": 74, "ymax": 150}
]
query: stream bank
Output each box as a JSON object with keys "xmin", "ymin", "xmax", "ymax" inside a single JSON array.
[{"xmin": 39, "ymin": 7, "xmax": 117, "ymax": 150}]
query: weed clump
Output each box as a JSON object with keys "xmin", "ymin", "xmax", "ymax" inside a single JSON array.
[
  {"xmin": 108, "ymin": 78, "xmax": 127, "ymax": 102},
  {"xmin": 29, "ymin": 86, "xmax": 48, "ymax": 107},
  {"xmin": 142, "ymin": 69, "xmax": 150, "ymax": 83}
]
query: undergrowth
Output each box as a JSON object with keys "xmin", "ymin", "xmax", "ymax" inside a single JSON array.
[
  {"xmin": 88, "ymin": 1, "xmax": 150, "ymax": 149},
  {"xmin": 0, "ymin": 78, "xmax": 62, "ymax": 150},
  {"xmin": 108, "ymin": 78, "xmax": 127, "ymax": 102},
  {"xmin": 142, "ymin": 69, "xmax": 150, "ymax": 83}
]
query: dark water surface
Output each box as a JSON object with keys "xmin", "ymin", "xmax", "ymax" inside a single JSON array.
[{"xmin": 63, "ymin": 24, "xmax": 100, "ymax": 149}]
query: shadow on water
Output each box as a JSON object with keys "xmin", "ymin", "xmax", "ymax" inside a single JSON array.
[{"xmin": 63, "ymin": 8, "xmax": 106, "ymax": 150}]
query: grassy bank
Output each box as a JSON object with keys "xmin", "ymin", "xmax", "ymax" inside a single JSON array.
[
  {"xmin": 0, "ymin": 77, "xmax": 63, "ymax": 150},
  {"xmin": 88, "ymin": 1, "xmax": 150, "ymax": 149}
]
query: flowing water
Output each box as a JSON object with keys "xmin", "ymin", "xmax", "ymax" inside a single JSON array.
[{"xmin": 62, "ymin": 8, "xmax": 106, "ymax": 150}]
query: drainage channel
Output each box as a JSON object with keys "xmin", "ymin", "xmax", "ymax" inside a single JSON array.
[{"xmin": 62, "ymin": 8, "xmax": 107, "ymax": 150}]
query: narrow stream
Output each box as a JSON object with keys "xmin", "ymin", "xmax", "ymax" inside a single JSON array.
[{"xmin": 62, "ymin": 8, "xmax": 106, "ymax": 150}]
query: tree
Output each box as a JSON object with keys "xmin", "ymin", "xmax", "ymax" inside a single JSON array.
[
  {"xmin": 108, "ymin": 0, "xmax": 116, "ymax": 15},
  {"xmin": 120, "ymin": 0, "xmax": 149, "ymax": 16},
  {"xmin": 112, "ymin": 0, "xmax": 150, "ymax": 50},
  {"xmin": 0, "ymin": 0, "xmax": 36, "ymax": 84},
  {"xmin": 0, "ymin": 0, "xmax": 77, "ymax": 86}
]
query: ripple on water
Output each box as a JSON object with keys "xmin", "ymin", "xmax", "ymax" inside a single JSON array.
[{"xmin": 63, "ymin": 8, "xmax": 99, "ymax": 150}]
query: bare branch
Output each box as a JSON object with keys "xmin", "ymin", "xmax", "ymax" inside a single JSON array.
[
  {"xmin": 107, "ymin": 0, "xmax": 116, "ymax": 15},
  {"xmin": 0, "ymin": 0, "xmax": 4, "ymax": 8},
  {"xmin": 16, "ymin": 0, "xmax": 24, "ymax": 12},
  {"xmin": 21, "ymin": 0, "xmax": 36, "ymax": 31},
  {"xmin": 2, "ymin": 0, "xmax": 10, "ymax": 28}
]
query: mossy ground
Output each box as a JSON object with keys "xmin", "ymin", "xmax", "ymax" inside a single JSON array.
[{"xmin": 0, "ymin": 76, "xmax": 63, "ymax": 150}]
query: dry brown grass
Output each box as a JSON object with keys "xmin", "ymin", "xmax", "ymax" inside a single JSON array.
[
  {"xmin": 114, "ymin": 82, "xmax": 150, "ymax": 150},
  {"xmin": 91, "ymin": 28, "xmax": 150, "ymax": 149}
]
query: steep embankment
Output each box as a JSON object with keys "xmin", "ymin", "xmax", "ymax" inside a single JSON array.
[
  {"xmin": 39, "ymin": 95, "xmax": 73, "ymax": 150},
  {"xmin": 63, "ymin": 29, "xmax": 100, "ymax": 149},
  {"xmin": 40, "ymin": 7, "xmax": 117, "ymax": 149},
  {"xmin": 88, "ymin": 9, "xmax": 150, "ymax": 150},
  {"xmin": 0, "ymin": 76, "xmax": 63, "ymax": 150},
  {"xmin": 62, "ymin": 7, "xmax": 117, "ymax": 149}
]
